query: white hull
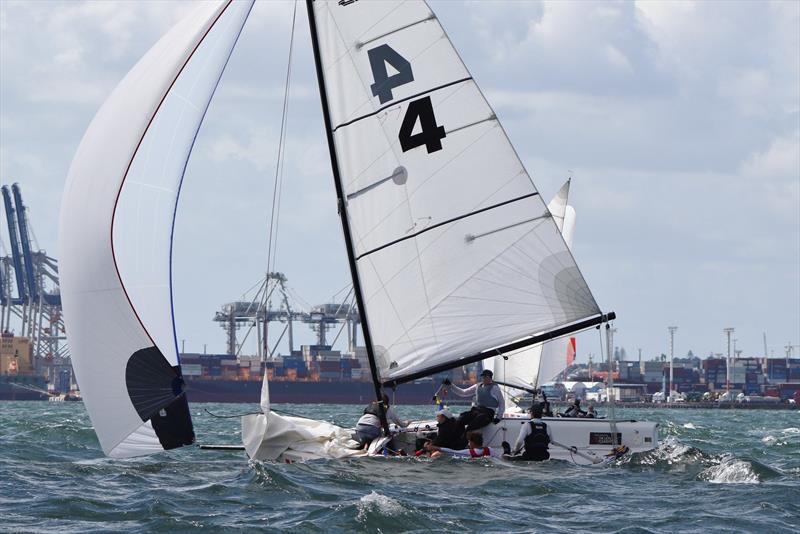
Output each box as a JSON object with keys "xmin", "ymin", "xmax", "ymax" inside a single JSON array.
[
  {"xmin": 398, "ymin": 414, "xmax": 659, "ymax": 465},
  {"xmin": 242, "ymin": 411, "xmax": 658, "ymax": 466}
]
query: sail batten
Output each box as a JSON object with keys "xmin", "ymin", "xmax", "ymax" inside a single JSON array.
[{"xmin": 312, "ymin": 0, "xmax": 603, "ymax": 384}]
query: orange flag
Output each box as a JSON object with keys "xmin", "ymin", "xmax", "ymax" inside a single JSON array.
[{"xmin": 566, "ymin": 337, "xmax": 576, "ymax": 368}]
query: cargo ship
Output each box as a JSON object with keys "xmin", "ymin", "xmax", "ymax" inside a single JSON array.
[
  {"xmin": 0, "ymin": 333, "xmax": 48, "ymax": 400},
  {"xmin": 180, "ymin": 344, "xmax": 475, "ymax": 405}
]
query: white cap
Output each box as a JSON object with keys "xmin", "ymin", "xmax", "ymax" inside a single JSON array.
[{"xmin": 437, "ymin": 407, "xmax": 455, "ymax": 419}]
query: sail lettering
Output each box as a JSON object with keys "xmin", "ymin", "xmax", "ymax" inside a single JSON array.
[
  {"xmin": 399, "ymin": 96, "xmax": 446, "ymax": 153},
  {"xmin": 368, "ymin": 44, "xmax": 414, "ymax": 104}
]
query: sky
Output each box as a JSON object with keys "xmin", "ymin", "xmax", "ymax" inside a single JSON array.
[{"xmin": 0, "ymin": 0, "xmax": 798, "ymax": 363}]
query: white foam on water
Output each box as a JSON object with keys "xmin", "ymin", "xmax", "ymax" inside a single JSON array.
[
  {"xmin": 761, "ymin": 435, "xmax": 778, "ymax": 445},
  {"xmin": 700, "ymin": 456, "xmax": 760, "ymax": 484},
  {"xmin": 356, "ymin": 491, "xmax": 405, "ymax": 521},
  {"xmin": 782, "ymin": 427, "xmax": 800, "ymax": 434},
  {"xmin": 683, "ymin": 423, "xmax": 698, "ymax": 429}
]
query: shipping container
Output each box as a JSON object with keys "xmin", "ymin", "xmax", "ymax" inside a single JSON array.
[{"xmin": 182, "ymin": 364, "xmax": 203, "ymax": 376}]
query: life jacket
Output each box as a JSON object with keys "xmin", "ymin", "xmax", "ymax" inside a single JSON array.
[
  {"xmin": 363, "ymin": 401, "xmax": 382, "ymax": 417},
  {"xmin": 525, "ymin": 421, "xmax": 550, "ymax": 450},
  {"xmin": 469, "ymin": 447, "xmax": 490, "ymax": 458},
  {"xmin": 476, "ymin": 383, "xmax": 500, "ymax": 409}
]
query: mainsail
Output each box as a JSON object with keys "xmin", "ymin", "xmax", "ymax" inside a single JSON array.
[
  {"xmin": 308, "ymin": 0, "xmax": 606, "ymax": 388},
  {"xmin": 59, "ymin": 0, "xmax": 253, "ymax": 458}
]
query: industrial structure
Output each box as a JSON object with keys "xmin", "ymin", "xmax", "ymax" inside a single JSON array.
[
  {"xmin": 212, "ymin": 271, "xmax": 361, "ymax": 359},
  {"xmin": 0, "ymin": 183, "xmax": 69, "ymax": 399}
]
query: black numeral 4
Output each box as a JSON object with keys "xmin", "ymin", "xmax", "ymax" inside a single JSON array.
[
  {"xmin": 368, "ymin": 44, "xmax": 414, "ymax": 104},
  {"xmin": 399, "ymin": 97, "xmax": 446, "ymax": 154}
]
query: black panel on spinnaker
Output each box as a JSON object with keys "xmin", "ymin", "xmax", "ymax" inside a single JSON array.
[
  {"xmin": 150, "ymin": 394, "xmax": 195, "ymax": 450},
  {"xmin": 126, "ymin": 346, "xmax": 195, "ymax": 450}
]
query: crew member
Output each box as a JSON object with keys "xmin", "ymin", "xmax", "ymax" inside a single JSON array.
[
  {"xmin": 353, "ymin": 393, "xmax": 407, "ymax": 448},
  {"xmin": 562, "ymin": 398, "xmax": 586, "ymax": 418},
  {"xmin": 432, "ymin": 408, "xmax": 466, "ymax": 450},
  {"xmin": 540, "ymin": 391, "xmax": 554, "ymax": 417},
  {"xmin": 443, "ymin": 369, "xmax": 505, "ymax": 434},
  {"xmin": 504, "ymin": 403, "xmax": 551, "ymax": 461},
  {"xmin": 425, "ymin": 431, "xmax": 503, "ymax": 459}
]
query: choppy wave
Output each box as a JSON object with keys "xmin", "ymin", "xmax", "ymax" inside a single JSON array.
[
  {"xmin": 2, "ymin": 402, "xmax": 799, "ymax": 533},
  {"xmin": 624, "ymin": 436, "xmax": 782, "ymax": 484},
  {"xmin": 356, "ymin": 491, "xmax": 405, "ymax": 521}
]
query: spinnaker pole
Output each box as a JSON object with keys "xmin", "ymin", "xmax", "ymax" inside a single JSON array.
[{"xmin": 305, "ymin": 0, "xmax": 389, "ymax": 434}]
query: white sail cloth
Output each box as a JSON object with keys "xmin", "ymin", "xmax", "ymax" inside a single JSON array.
[
  {"xmin": 311, "ymin": 0, "xmax": 600, "ymax": 384},
  {"xmin": 58, "ymin": 0, "xmax": 253, "ymax": 457},
  {"xmin": 490, "ymin": 180, "xmax": 578, "ymax": 404},
  {"xmin": 242, "ymin": 412, "xmax": 366, "ymax": 461}
]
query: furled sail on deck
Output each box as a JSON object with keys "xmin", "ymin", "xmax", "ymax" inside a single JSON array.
[
  {"xmin": 491, "ymin": 180, "xmax": 578, "ymax": 401},
  {"xmin": 58, "ymin": 0, "xmax": 253, "ymax": 458},
  {"xmin": 310, "ymin": 0, "xmax": 602, "ymax": 385}
]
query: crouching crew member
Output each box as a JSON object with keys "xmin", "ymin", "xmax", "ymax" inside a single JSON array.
[{"xmin": 353, "ymin": 393, "xmax": 407, "ymax": 448}]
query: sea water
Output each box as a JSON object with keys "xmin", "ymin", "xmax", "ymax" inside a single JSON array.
[{"xmin": 1, "ymin": 402, "xmax": 798, "ymax": 533}]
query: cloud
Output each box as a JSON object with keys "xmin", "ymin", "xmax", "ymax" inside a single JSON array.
[{"xmin": 0, "ymin": 0, "xmax": 797, "ymax": 358}]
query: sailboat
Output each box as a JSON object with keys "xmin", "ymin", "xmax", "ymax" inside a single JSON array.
[{"xmin": 59, "ymin": 0, "xmax": 658, "ymax": 463}]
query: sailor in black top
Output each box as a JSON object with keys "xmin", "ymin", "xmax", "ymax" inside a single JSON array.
[{"xmin": 504, "ymin": 403, "xmax": 551, "ymax": 461}]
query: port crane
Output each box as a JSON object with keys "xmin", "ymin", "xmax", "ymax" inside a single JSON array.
[
  {"xmin": 0, "ymin": 183, "xmax": 69, "ymax": 382},
  {"xmin": 213, "ymin": 272, "xmax": 360, "ymax": 359}
]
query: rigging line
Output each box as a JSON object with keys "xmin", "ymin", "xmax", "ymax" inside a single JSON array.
[
  {"xmin": 331, "ymin": 282, "xmax": 353, "ymax": 301},
  {"xmin": 204, "ymin": 407, "xmax": 307, "ymax": 419},
  {"xmin": 265, "ymin": 0, "xmax": 297, "ymax": 277},
  {"xmin": 332, "ymin": 77, "xmax": 472, "ymax": 133},
  {"xmin": 329, "ymin": 291, "xmax": 355, "ymax": 349},
  {"xmin": 355, "ymin": 192, "xmax": 539, "ymax": 260}
]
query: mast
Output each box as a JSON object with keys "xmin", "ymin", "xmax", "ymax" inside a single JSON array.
[{"xmin": 305, "ymin": 0, "xmax": 388, "ymax": 433}]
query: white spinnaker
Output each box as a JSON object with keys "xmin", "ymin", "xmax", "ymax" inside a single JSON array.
[
  {"xmin": 58, "ymin": 0, "xmax": 253, "ymax": 458},
  {"xmin": 312, "ymin": 1, "xmax": 600, "ymax": 383},
  {"xmin": 491, "ymin": 181, "xmax": 575, "ymax": 403}
]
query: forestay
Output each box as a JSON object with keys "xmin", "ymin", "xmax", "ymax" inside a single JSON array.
[
  {"xmin": 311, "ymin": 0, "xmax": 601, "ymax": 385},
  {"xmin": 58, "ymin": 0, "xmax": 253, "ymax": 457}
]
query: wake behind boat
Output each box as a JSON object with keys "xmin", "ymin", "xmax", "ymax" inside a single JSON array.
[{"xmin": 58, "ymin": 0, "xmax": 659, "ymax": 464}]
